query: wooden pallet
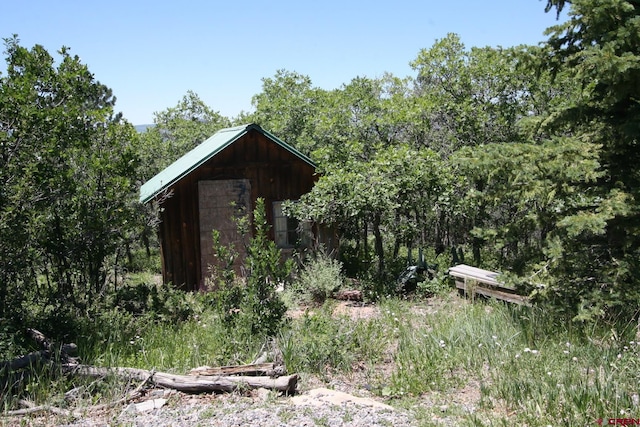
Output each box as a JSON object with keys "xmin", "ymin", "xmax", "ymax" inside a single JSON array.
[{"xmin": 448, "ymin": 264, "xmax": 529, "ymax": 305}]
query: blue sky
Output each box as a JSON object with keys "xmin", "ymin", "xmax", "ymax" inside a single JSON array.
[{"xmin": 2, "ymin": 1, "xmax": 566, "ymax": 125}]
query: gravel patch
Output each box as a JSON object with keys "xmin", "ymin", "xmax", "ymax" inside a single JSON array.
[{"xmin": 53, "ymin": 389, "xmax": 417, "ymax": 427}]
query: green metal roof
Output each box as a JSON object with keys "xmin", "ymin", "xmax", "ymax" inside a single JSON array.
[{"xmin": 139, "ymin": 123, "xmax": 316, "ymax": 204}]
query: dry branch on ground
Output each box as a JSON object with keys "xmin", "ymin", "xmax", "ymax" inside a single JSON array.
[{"xmin": 1, "ymin": 328, "xmax": 299, "ymax": 421}]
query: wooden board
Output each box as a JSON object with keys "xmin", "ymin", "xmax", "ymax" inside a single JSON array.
[
  {"xmin": 448, "ymin": 264, "xmax": 514, "ymax": 289},
  {"xmin": 453, "ymin": 280, "xmax": 529, "ymax": 305},
  {"xmin": 449, "ymin": 264, "xmax": 529, "ymax": 305}
]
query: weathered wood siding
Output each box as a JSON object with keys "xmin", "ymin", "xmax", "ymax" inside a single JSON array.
[{"xmin": 157, "ymin": 129, "xmax": 316, "ymax": 291}]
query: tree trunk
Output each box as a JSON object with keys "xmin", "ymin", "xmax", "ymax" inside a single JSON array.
[{"xmin": 372, "ymin": 214, "xmax": 384, "ymax": 276}]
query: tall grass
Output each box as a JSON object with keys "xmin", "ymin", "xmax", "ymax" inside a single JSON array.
[
  {"xmin": 382, "ymin": 297, "xmax": 640, "ymax": 425},
  {"xmin": 4, "ymin": 282, "xmax": 640, "ymax": 426},
  {"xmin": 277, "ymin": 302, "xmax": 391, "ymax": 377}
]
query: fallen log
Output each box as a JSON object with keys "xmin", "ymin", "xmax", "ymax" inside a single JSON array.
[
  {"xmin": 3, "ymin": 399, "xmax": 80, "ymax": 418},
  {"xmin": 64, "ymin": 364, "xmax": 298, "ymax": 394},
  {"xmin": 334, "ymin": 289, "xmax": 363, "ymax": 301},
  {"xmin": 27, "ymin": 328, "xmax": 78, "ymax": 356},
  {"xmin": 0, "ymin": 351, "xmax": 48, "ymax": 373},
  {"xmin": 0, "ymin": 329, "xmax": 78, "ymax": 374},
  {"xmin": 189, "ymin": 362, "xmax": 279, "ymax": 377}
]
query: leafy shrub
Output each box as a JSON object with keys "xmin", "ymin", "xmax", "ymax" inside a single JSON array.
[
  {"xmin": 107, "ymin": 278, "xmax": 196, "ymax": 323},
  {"xmin": 0, "ymin": 320, "xmax": 28, "ymax": 361},
  {"xmin": 416, "ymin": 269, "xmax": 451, "ymax": 298},
  {"xmin": 285, "ymin": 251, "xmax": 344, "ymax": 306},
  {"xmin": 208, "ymin": 198, "xmax": 289, "ymax": 337}
]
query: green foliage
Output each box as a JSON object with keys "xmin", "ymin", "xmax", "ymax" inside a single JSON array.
[
  {"xmin": 0, "ymin": 320, "xmax": 28, "ymax": 361},
  {"xmin": 277, "ymin": 304, "xmax": 387, "ymax": 376},
  {"xmin": 107, "ymin": 279, "xmax": 195, "ymax": 324},
  {"xmin": 526, "ymin": 0, "xmax": 640, "ymax": 322},
  {"xmin": 415, "ymin": 270, "xmax": 451, "ymax": 298},
  {"xmin": 124, "ymin": 248, "xmax": 162, "ymax": 274},
  {"xmin": 250, "ymin": 70, "xmax": 322, "ymax": 156},
  {"xmin": 7, "ymin": 289, "xmax": 639, "ymax": 425},
  {"xmin": 138, "ymin": 91, "xmax": 231, "ymax": 180},
  {"xmin": 295, "ymin": 145, "xmax": 449, "ymax": 280},
  {"xmin": 206, "ymin": 228, "xmax": 240, "ymax": 289},
  {"xmin": 285, "ymin": 251, "xmax": 345, "ymax": 306},
  {"xmin": 452, "ymin": 138, "xmax": 602, "ymax": 271},
  {"xmin": 243, "ymin": 198, "xmax": 291, "ymax": 335},
  {"xmin": 377, "ymin": 298, "xmax": 640, "ymax": 425},
  {"xmin": 209, "ymin": 198, "xmax": 290, "ymax": 337},
  {"xmin": 252, "ymin": 43, "xmax": 543, "ymax": 291},
  {"xmin": 0, "ymin": 37, "xmax": 145, "ymax": 322},
  {"xmin": 410, "ymin": 34, "xmax": 532, "ymax": 154},
  {"xmin": 3, "ymin": 5, "xmax": 640, "ymax": 403},
  {"xmin": 311, "ymin": 75, "xmax": 414, "ymax": 166}
]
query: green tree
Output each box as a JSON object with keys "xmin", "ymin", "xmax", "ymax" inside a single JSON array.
[
  {"xmin": 294, "ymin": 145, "xmax": 447, "ymax": 279},
  {"xmin": 453, "ymin": 138, "xmax": 601, "ymax": 273},
  {"xmin": 311, "ymin": 74, "xmax": 414, "ymax": 168},
  {"xmin": 410, "ymin": 34, "xmax": 530, "ymax": 154},
  {"xmin": 0, "ymin": 37, "xmax": 142, "ymax": 319},
  {"xmin": 211, "ymin": 198, "xmax": 289, "ymax": 337},
  {"xmin": 250, "ymin": 70, "xmax": 324, "ymax": 156},
  {"xmin": 535, "ymin": 0, "xmax": 640, "ymax": 321},
  {"xmin": 139, "ymin": 91, "xmax": 230, "ymax": 180}
]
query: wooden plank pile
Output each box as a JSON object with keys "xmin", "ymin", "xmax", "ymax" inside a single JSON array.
[{"xmin": 448, "ymin": 264, "xmax": 529, "ymax": 305}]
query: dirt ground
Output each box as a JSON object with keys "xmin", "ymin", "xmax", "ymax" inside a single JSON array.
[
  {"xmin": 286, "ymin": 297, "xmax": 487, "ymax": 424},
  {"xmin": 287, "ymin": 300, "xmax": 380, "ymax": 320}
]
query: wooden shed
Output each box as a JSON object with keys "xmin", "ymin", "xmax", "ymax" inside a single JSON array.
[{"xmin": 139, "ymin": 123, "xmax": 317, "ymax": 291}]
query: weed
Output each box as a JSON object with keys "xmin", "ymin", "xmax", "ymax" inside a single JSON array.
[
  {"xmin": 278, "ymin": 408, "xmax": 295, "ymax": 423},
  {"xmin": 277, "ymin": 303, "xmax": 389, "ymax": 376},
  {"xmin": 312, "ymin": 414, "xmax": 330, "ymax": 426},
  {"xmin": 284, "ymin": 250, "xmax": 344, "ymax": 306}
]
